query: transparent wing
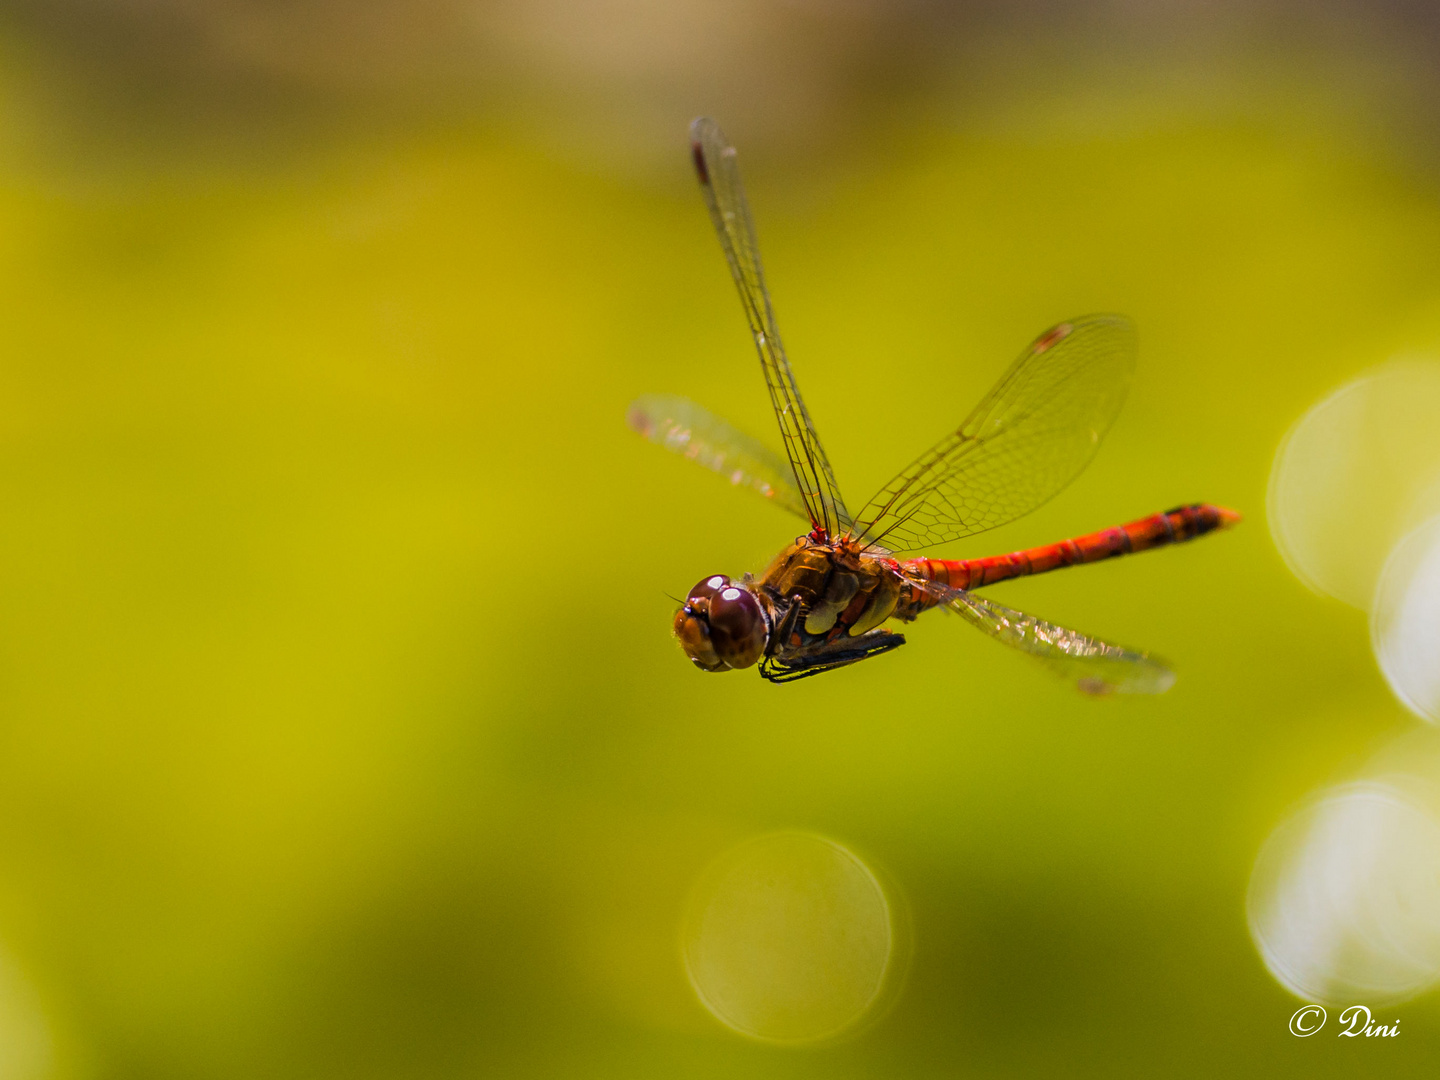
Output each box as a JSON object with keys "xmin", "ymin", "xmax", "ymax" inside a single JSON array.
[
  {"xmin": 918, "ymin": 578, "xmax": 1174, "ymax": 695},
  {"xmin": 627, "ymin": 394, "xmax": 812, "ymax": 522},
  {"xmin": 853, "ymin": 315, "xmax": 1137, "ymax": 553},
  {"xmin": 690, "ymin": 116, "xmax": 850, "ymax": 537}
]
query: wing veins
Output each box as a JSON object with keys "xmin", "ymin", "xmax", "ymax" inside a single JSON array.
[
  {"xmin": 853, "ymin": 315, "xmax": 1137, "ymax": 552},
  {"xmin": 690, "ymin": 118, "xmax": 851, "ymax": 536},
  {"xmin": 911, "ymin": 577, "xmax": 1175, "ymax": 695}
]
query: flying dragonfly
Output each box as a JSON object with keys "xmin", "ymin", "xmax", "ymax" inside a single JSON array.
[{"xmin": 628, "ymin": 117, "xmax": 1238, "ymax": 691}]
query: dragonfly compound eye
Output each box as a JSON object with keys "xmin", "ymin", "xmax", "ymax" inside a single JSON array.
[
  {"xmin": 687, "ymin": 574, "xmax": 731, "ymax": 601},
  {"xmin": 673, "ymin": 601, "xmax": 729, "ymax": 671},
  {"xmin": 706, "ymin": 586, "xmax": 767, "ymax": 670}
]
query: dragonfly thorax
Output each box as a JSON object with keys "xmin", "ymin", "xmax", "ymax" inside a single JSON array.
[
  {"xmin": 758, "ymin": 538, "xmax": 902, "ymax": 640},
  {"xmin": 673, "ymin": 574, "xmax": 769, "ymax": 672}
]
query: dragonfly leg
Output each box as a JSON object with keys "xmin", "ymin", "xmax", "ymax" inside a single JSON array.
[{"xmin": 759, "ymin": 628, "xmax": 906, "ymax": 683}]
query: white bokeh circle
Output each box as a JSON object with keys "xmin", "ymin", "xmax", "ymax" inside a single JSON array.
[
  {"xmin": 1248, "ymin": 781, "xmax": 1440, "ymax": 1006},
  {"xmin": 682, "ymin": 832, "xmax": 894, "ymax": 1043},
  {"xmin": 1268, "ymin": 361, "xmax": 1440, "ymax": 609},
  {"xmin": 0, "ymin": 947, "xmax": 51, "ymax": 1080},
  {"xmin": 1373, "ymin": 515, "xmax": 1440, "ymax": 723}
]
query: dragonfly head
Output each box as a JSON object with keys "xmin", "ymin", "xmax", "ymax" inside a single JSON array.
[{"xmin": 673, "ymin": 574, "xmax": 768, "ymax": 672}]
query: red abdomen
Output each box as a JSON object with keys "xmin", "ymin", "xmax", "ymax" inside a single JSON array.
[{"xmin": 903, "ymin": 503, "xmax": 1239, "ymax": 597}]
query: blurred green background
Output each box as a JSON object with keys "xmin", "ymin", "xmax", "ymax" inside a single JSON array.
[{"xmin": 0, "ymin": 1, "xmax": 1437, "ymax": 1076}]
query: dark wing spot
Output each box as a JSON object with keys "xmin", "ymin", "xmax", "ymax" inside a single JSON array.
[
  {"xmin": 626, "ymin": 403, "xmax": 653, "ymax": 436},
  {"xmin": 691, "ymin": 141, "xmax": 709, "ymax": 185},
  {"xmin": 1031, "ymin": 323, "xmax": 1074, "ymax": 354}
]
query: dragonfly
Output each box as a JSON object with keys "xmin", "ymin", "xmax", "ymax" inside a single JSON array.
[{"xmin": 628, "ymin": 117, "xmax": 1239, "ymax": 692}]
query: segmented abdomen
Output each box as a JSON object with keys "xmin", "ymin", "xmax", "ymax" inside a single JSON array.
[{"xmin": 901, "ymin": 503, "xmax": 1239, "ymax": 603}]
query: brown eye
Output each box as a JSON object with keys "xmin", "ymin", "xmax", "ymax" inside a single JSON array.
[
  {"xmin": 707, "ymin": 586, "xmax": 767, "ymax": 669},
  {"xmin": 688, "ymin": 574, "xmax": 730, "ymax": 601}
]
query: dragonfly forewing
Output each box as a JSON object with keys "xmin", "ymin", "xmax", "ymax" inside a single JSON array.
[{"xmin": 689, "ymin": 117, "xmax": 851, "ymax": 538}]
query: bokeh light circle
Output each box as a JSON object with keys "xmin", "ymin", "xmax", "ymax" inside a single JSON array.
[
  {"xmin": 1248, "ymin": 782, "xmax": 1440, "ymax": 1005},
  {"xmin": 682, "ymin": 832, "xmax": 894, "ymax": 1043},
  {"xmin": 1372, "ymin": 515, "xmax": 1440, "ymax": 722},
  {"xmin": 0, "ymin": 948, "xmax": 51, "ymax": 1080},
  {"xmin": 1268, "ymin": 362, "xmax": 1440, "ymax": 609}
]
